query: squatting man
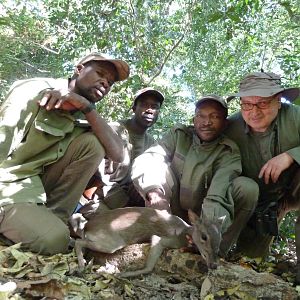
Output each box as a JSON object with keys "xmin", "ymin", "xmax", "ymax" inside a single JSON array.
[{"xmin": 0, "ymin": 53, "xmax": 129, "ymax": 254}]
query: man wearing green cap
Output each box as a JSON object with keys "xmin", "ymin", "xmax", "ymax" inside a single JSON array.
[
  {"xmin": 131, "ymin": 95, "xmax": 258, "ymax": 255},
  {"xmin": 225, "ymin": 72, "xmax": 300, "ymax": 270},
  {"xmin": 76, "ymin": 87, "xmax": 164, "ymax": 215},
  {"xmin": 0, "ymin": 53, "xmax": 129, "ymax": 254}
]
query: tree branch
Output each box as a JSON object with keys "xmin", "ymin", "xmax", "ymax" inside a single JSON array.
[
  {"xmin": 32, "ymin": 41, "xmax": 59, "ymax": 54},
  {"xmin": 12, "ymin": 35, "xmax": 59, "ymax": 55},
  {"xmin": 146, "ymin": 34, "xmax": 184, "ymax": 86},
  {"xmin": 128, "ymin": 0, "xmax": 145, "ymax": 79},
  {"xmin": 146, "ymin": 1, "xmax": 193, "ymax": 85},
  {"xmin": 9, "ymin": 56, "xmax": 50, "ymax": 73}
]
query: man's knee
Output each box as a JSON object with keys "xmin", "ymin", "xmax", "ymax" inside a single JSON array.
[
  {"xmin": 231, "ymin": 176, "xmax": 259, "ymax": 211},
  {"xmin": 34, "ymin": 225, "xmax": 70, "ymax": 255},
  {"xmin": 103, "ymin": 186, "xmax": 130, "ymax": 209},
  {"xmin": 0, "ymin": 203, "xmax": 70, "ymax": 255},
  {"xmin": 78, "ymin": 132, "xmax": 105, "ymax": 162}
]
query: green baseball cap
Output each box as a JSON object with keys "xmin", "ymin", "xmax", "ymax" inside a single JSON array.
[
  {"xmin": 133, "ymin": 87, "xmax": 164, "ymax": 107},
  {"xmin": 77, "ymin": 52, "xmax": 130, "ymax": 81},
  {"xmin": 195, "ymin": 94, "xmax": 228, "ymax": 116},
  {"xmin": 227, "ymin": 72, "xmax": 300, "ymax": 102}
]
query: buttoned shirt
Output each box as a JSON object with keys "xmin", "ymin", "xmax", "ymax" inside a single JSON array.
[{"xmin": 0, "ymin": 78, "xmax": 89, "ymax": 206}]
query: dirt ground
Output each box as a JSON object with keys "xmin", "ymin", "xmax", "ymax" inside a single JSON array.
[{"xmin": 0, "ymin": 237, "xmax": 299, "ymax": 299}]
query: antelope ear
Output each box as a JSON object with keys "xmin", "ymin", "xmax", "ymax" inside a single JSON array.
[
  {"xmin": 188, "ymin": 209, "xmax": 199, "ymax": 225},
  {"xmin": 217, "ymin": 215, "xmax": 226, "ymax": 228}
]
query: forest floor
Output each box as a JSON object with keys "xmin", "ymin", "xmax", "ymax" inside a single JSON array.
[{"xmin": 0, "ymin": 236, "xmax": 299, "ymax": 299}]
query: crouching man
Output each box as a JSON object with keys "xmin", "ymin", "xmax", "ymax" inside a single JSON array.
[
  {"xmin": 225, "ymin": 72, "xmax": 300, "ymax": 279},
  {"xmin": 131, "ymin": 95, "xmax": 258, "ymax": 256},
  {"xmin": 0, "ymin": 53, "xmax": 129, "ymax": 254}
]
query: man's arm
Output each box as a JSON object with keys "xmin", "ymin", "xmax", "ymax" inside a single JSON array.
[
  {"xmin": 0, "ymin": 80, "xmax": 51, "ymax": 163},
  {"xmin": 259, "ymin": 105, "xmax": 300, "ymax": 184},
  {"xmin": 82, "ymin": 109, "xmax": 124, "ymax": 162},
  {"xmin": 39, "ymin": 90, "xmax": 124, "ymax": 162},
  {"xmin": 202, "ymin": 144, "xmax": 242, "ymax": 231},
  {"xmin": 131, "ymin": 144, "xmax": 170, "ymax": 198},
  {"xmin": 131, "ymin": 128, "xmax": 176, "ymax": 200}
]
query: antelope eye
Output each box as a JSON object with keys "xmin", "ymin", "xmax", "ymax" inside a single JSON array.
[{"xmin": 201, "ymin": 234, "xmax": 207, "ymax": 241}]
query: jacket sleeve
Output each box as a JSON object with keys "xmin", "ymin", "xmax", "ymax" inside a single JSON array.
[
  {"xmin": 0, "ymin": 78, "xmax": 66, "ymax": 164},
  {"xmin": 201, "ymin": 141, "xmax": 242, "ymax": 231},
  {"xmin": 0, "ymin": 81, "xmax": 42, "ymax": 163},
  {"xmin": 99, "ymin": 121, "xmax": 131, "ymax": 183},
  {"xmin": 284, "ymin": 105, "xmax": 300, "ymax": 164},
  {"xmin": 131, "ymin": 128, "xmax": 176, "ymax": 198}
]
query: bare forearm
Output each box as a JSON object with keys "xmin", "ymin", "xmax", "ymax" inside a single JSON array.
[
  {"xmin": 39, "ymin": 89, "xmax": 124, "ymax": 162},
  {"xmin": 85, "ymin": 110, "xmax": 124, "ymax": 162}
]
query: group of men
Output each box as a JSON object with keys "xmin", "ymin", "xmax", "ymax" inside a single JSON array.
[{"xmin": 1, "ymin": 52, "xmax": 300, "ymax": 277}]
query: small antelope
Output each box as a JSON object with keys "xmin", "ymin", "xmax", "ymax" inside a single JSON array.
[{"xmin": 72, "ymin": 207, "xmax": 223, "ymax": 277}]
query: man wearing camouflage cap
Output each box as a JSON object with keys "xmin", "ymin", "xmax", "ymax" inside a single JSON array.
[
  {"xmin": 225, "ymin": 72, "xmax": 300, "ymax": 276},
  {"xmin": 131, "ymin": 95, "xmax": 257, "ymax": 256},
  {"xmin": 0, "ymin": 52, "xmax": 129, "ymax": 254}
]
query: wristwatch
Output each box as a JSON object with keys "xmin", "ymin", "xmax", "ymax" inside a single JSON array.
[{"xmin": 81, "ymin": 103, "xmax": 95, "ymax": 114}]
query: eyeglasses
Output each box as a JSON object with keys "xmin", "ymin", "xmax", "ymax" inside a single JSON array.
[{"xmin": 240, "ymin": 98, "xmax": 277, "ymax": 111}]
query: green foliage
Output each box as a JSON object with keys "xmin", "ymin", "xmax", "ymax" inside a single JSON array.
[
  {"xmin": 1, "ymin": 0, "xmax": 300, "ymax": 109},
  {"xmin": 272, "ymin": 212, "xmax": 297, "ymax": 254},
  {"xmin": 0, "ymin": 0, "xmax": 299, "ymax": 135}
]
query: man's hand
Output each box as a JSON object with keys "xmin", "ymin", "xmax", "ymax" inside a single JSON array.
[
  {"xmin": 39, "ymin": 89, "xmax": 90, "ymax": 112},
  {"xmin": 146, "ymin": 188, "xmax": 171, "ymax": 212},
  {"xmin": 259, "ymin": 152, "xmax": 294, "ymax": 184}
]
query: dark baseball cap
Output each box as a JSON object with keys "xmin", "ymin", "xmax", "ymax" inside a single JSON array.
[
  {"xmin": 195, "ymin": 94, "xmax": 228, "ymax": 116},
  {"xmin": 133, "ymin": 87, "xmax": 164, "ymax": 107}
]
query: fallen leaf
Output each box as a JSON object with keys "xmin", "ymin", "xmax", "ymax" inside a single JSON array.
[{"xmin": 227, "ymin": 284, "xmax": 241, "ymax": 296}]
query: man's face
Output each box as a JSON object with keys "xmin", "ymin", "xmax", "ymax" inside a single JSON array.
[
  {"xmin": 194, "ymin": 101, "xmax": 227, "ymax": 142},
  {"xmin": 132, "ymin": 95, "xmax": 161, "ymax": 129},
  {"xmin": 74, "ymin": 61, "xmax": 118, "ymax": 103},
  {"xmin": 240, "ymin": 95, "xmax": 281, "ymax": 133}
]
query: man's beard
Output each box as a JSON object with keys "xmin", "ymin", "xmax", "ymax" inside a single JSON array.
[{"xmin": 76, "ymin": 85, "xmax": 99, "ymax": 103}]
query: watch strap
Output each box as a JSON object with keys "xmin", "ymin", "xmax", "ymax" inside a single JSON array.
[{"xmin": 81, "ymin": 103, "xmax": 96, "ymax": 114}]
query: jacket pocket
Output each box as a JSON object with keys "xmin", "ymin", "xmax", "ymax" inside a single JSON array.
[{"xmin": 34, "ymin": 110, "xmax": 74, "ymax": 137}]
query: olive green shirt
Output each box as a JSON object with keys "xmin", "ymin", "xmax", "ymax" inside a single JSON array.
[
  {"xmin": 132, "ymin": 124, "xmax": 241, "ymax": 228},
  {"xmin": 101, "ymin": 119, "xmax": 155, "ymax": 189},
  {"xmin": 0, "ymin": 78, "xmax": 88, "ymax": 206},
  {"xmin": 225, "ymin": 103, "xmax": 300, "ymax": 205}
]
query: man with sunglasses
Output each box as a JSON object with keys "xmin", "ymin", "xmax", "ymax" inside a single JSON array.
[{"xmin": 225, "ymin": 72, "xmax": 300, "ymax": 278}]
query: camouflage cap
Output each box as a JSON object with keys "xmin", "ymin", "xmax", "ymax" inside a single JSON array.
[
  {"xmin": 133, "ymin": 87, "xmax": 164, "ymax": 107},
  {"xmin": 195, "ymin": 94, "xmax": 228, "ymax": 116},
  {"xmin": 227, "ymin": 72, "xmax": 300, "ymax": 102},
  {"xmin": 77, "ymin": 52, "xmax": 130, "ymax": 81}
]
